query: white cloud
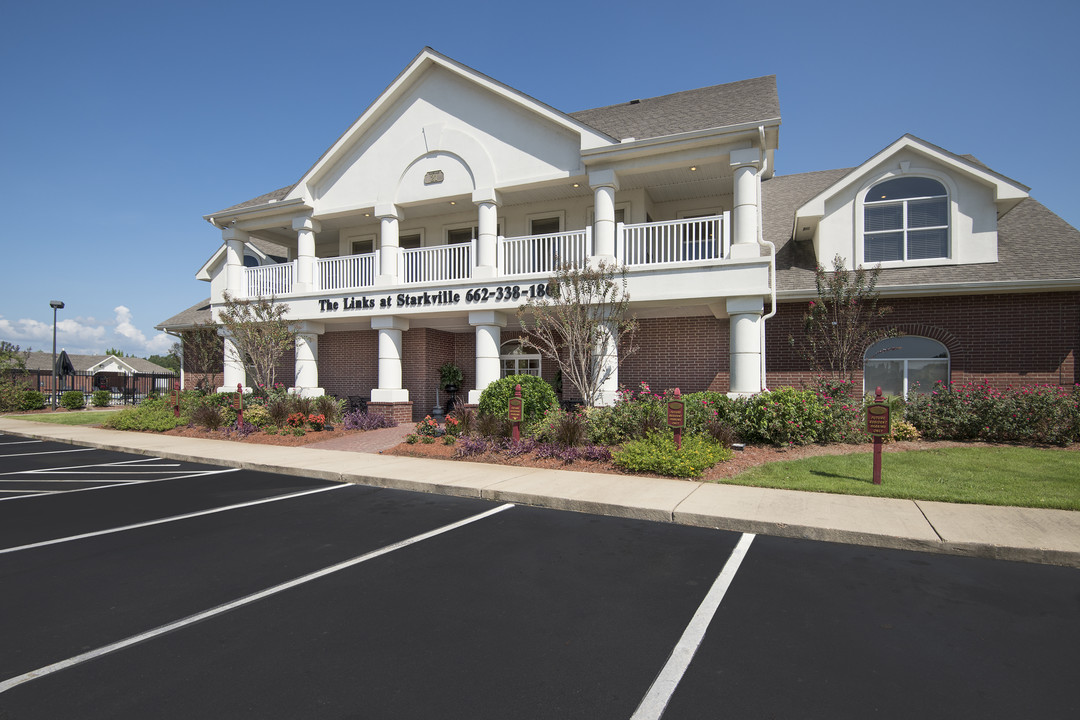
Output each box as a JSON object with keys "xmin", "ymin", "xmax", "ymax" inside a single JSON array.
[
  {"xmin": 112, "ymin": 306, "xmax": 174, "ymax": 355},
  {"xmin": 0, "ymin": 308, "xmax": 173, "ymax": 356}
]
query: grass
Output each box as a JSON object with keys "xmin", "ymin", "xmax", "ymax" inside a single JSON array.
[
  {"xmin": 5, "ymin": 411, "xmax": 117, "ymax": 426},
  {"xmin": 725, "ymin": 446, "xmax": 1080, "ymax": 510}
]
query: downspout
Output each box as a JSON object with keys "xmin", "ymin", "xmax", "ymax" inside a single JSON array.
[{"xmin": 757, "ymin": 125, "xmax": 777, "ymax": 391}]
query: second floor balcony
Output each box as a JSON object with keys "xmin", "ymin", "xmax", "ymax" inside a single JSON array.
[{"xmin": 242, "ymin": 214, "xmax": 732, "ymax": 298}]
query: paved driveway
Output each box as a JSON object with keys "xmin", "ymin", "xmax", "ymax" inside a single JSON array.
[{"xmin": 0, "ymin": 436, "xmax": 1076, "ymax": 718}]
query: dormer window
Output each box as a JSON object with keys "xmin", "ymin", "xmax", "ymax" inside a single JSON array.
[{"xmin": 864, "ymin": 177, "xmax": 948, "ymax": 263}]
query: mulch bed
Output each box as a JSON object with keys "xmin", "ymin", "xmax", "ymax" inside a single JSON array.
[{"xmin": 162, "ymin": 425, "xmax": 374, "ymax": 447}]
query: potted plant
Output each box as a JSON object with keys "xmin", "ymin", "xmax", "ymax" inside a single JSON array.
[{"xmin": 439, "ymin": 362, "xmax": 463, "ymax": 393}]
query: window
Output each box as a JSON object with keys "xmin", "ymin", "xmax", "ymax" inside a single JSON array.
[
  {"xmin": 446, "ymin": 223, "xmax": 502, "ymax": 245},
  {"xmin": 530, "ymin": 216, "xmax": 561, "ymax": 235},
  {"xmin": 242, "ymin": 254, "xmax": 260, "ymax": 268},
  {"xmin": 399, "ymin": 233, "xmax": 422, "ymax": 250},
  {"xmin": 500, "ymin": 340, "xmax": 541, "ymax": 377},
  {"xmin": 864, "ymin": 177, "xmax": 948, "ymax": 262},
  {"xmin": 864, "ymin": 336, "xmax": 949, "ymax": 398},
  {"xmin": 351, "ymin": 238, "xmax": 373, "ymax": 255}
]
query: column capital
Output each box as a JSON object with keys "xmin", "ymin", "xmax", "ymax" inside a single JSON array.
[
  {"xmin": 730, "ymin": 147, "xmax": 762, "ymax": 169},
  {"xmin": 468, "ymin": 310, "xmax": 506, "ymax": 328},
  {"xmin": 293, "ymin": 321, "xmax": 325, "ymax": 335},
  {"xmin": 471, "ymin": 188, "xmax": 501, "ymax": 206},
  {"xmin": 588, "ymin": 169, "xmax": 620, "ymax": 191},
  {"xmin": 374, "ymin": 203, "xmax": 400, "ymax": 220},
  {"xmin": 222, "ymin": 226, "xmax": 249, "ymax": 242},
  {"xmin": 726, "ymin": 295, "xmax": 765, "ymax": 316},
  {"xmin": 371, "ymin": 315, "xmax": 409, "ymax": 332},
  {"xmin": 292, "ymin": 216, "xmax": 321, "ymax": 233}
]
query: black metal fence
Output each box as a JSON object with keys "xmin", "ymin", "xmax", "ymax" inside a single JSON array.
[{"xmin": 7, "ymin": 370, "xmax": 178, "ymax": 406}]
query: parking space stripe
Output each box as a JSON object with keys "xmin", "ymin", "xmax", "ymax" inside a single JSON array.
[
  {"xmin": 0, "ymin": 457, "xmax": 165, "ymax": 477},
  {"xmin": 0, "ymin": 440, "xmax": 43, "ymax": 446},
  {"xmin": 630, "ymin": 533, "xmax": 755, "ymax": 720},
  {"xmin": 0, "ymin": 502, "xmax": 514, "ymax": 694},
  {"xmin": 0, "ymin": 483, "xmax": 347, "ymax": 554},
  {"xmin": 0, "ymin": 468, "xmax": 240, "ymax": 503},
  {"xmin": 0, "ymin": 448, "xmax": 96, "ymax": 459}
]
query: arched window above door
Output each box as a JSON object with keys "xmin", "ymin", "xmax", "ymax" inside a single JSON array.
[{"xmin": 864, "ymin": 336, "xmax": 949, "ymax": 398}]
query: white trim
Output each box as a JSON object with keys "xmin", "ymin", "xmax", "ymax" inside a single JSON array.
[
  {"xmin": 524, "ymin": 210, "xmax": 565, "ymax": 235},
  {"xmin": 856, "ymin": 172, "xmax": 955, "ymax": 266}
]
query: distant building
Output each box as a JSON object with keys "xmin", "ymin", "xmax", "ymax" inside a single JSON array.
[{"xmin": 159, "ymin": 48, "xmax": 1079, "ymax": 421}]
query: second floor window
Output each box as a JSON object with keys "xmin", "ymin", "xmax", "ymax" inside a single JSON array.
[{"xmin": 864, "ymin": 177, "xmax": 948, "ymax": 263}]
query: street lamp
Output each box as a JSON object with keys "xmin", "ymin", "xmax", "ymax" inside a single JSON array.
[{"xmin": 50, "ymin": 300, "xmax": 64, "ymax": 410}]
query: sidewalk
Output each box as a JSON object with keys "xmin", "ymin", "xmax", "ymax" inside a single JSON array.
[{"xmin": 2, "ymin": 416, "xmax": 1078, "ymax": 568}]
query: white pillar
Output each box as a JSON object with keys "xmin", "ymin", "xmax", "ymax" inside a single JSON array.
[
  {"xmin": 589, "ymin": 170, "xmax": 619, "ymax": 264},
  {"xmin": 293, "ymin": 217, "xmax": 321, "ymax": 293},
  {"xmin": 219, "ymin": 330, "xmax": 248, "ymax": 393},
  {"xmin": 728, "ymin": 296, "xmax": 764, "ymax": 397},
  {"xmin": 473, "ymin": 188, "xmax": 500, "ymax": 279},
  {"xmin": 374, "ymin": 204, "xmax": 400, "ymax": 287},
  {"xmin": 592, "ymin": 319, "xmax": 619, "ymax": 406},
  {"xmin": 370, "ymin": 316, "xmax": 409, "ymax": 402},
  {"xmin": 223, "ymin": 227, "xmax": 248, "ymax": 297},
  {"xmin": 729, "ymin": 148, "xmax": 761, "ymax": 260},
  {"xmin": 467, "ymin": 310, "xmax": 506, "ymax": 405},
  {"xmin": 293, "ymin": 321, "xmax": 324, "ymax": 398}
]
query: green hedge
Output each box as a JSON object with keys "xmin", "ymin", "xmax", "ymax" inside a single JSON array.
[{"xmin": 478, "ymin": 374, "xmax": 558, "ymax": 425}]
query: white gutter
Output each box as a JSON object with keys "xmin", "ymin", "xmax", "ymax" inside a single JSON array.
[{"xmin": 756, "ymin": 125, "xmax": 777, "ymax": 390}]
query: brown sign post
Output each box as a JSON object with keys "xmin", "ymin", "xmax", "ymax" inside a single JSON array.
[
  {"xmin": 667, "ymin": 388, "xmax": 685, "ymax": 449},
  {"xmin": 866, "ymin": 386, "xmax": 891, "ymax": 485},
  {"xmin": 508, "ymin": 384, "xmax": 523, "ymax": 442},
  {"xmin": 232, "ymin": 383, "xmax": 244, "ymax": 426},
  {"xmin": 170, "ymin": 381, "xmax": 181, "ymax": 418}
]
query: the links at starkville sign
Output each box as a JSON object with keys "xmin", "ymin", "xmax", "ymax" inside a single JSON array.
[{"xmin": 316, "ymin": 281, "xmax": 556, "ymax": 314}]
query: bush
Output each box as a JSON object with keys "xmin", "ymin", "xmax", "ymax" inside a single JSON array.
[
  {"xmin": 102, "ymin": 401, "xmax": 184, "ymax": 432},
  {"xmin": 448, "ymin": 407, "xmax": 475, "ymax": 437},
  {"xmin": 736, "ymin": 387, "xmax": 826, "ymax": 446},
  {"xmin": 613, "ymin": 431, "xmax": 732, "ymax": 478},
  {"xmin": 415, "ymin": 415, "xmax": 440, "ymax": 437},
  {"xmin": 478, "ymin": 374, "xmax": 558, "ymax": 425},
  {"xmin": 243, "ymin": 404, "xmax": 270, "ymax": 428},
  {"xmin": 343, "ymin": 410, "xmax": 398, "ymax": 430},
  {"xmin": 190, "ymin": 403, "xmax": 225, "ymax": 431},
  {"xmin": 266, "ymin": 396, "xmax": 292, "ymax": 427},
  {"xmin": 314, "ymin": 394, "xmax": 345, "ymax": 424},
  {"xmin": 92, "ymin": 390, "xmax": 111, "ymax": 408},
  {"xmin": 19, "ymin": 389, "xmax": 46, "ymax": 411},
  {"xmin": 60, "ymin": 391, "xmax": 86, "ymax": 410},
  {"xmin": 531, "ymin": 406, "xmax": 589, "ymax": 447}
]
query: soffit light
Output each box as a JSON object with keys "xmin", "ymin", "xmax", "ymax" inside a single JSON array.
[{"xmin": 689, "ymin": 166, "xmax": 697, "ymax": 171}]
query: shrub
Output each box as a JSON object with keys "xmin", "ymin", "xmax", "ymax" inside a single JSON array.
[
  {"xmin": 405, "ymin": 434, "xmax": 418, "ymax": 444},
  {"xmin": 314, "ymin": 394, "xmax": 344, "ymax": 424},
  {"xmin": 60, "ymin": 391, "xmax": 86, "ymax": 410},
  {"xmin": 890, "ymin": 420, "xmax": 921, "ymax": 442},
  {"xmin": 190, "ymin": 403, "xmax": 225, "ymax": 431},
  {"xmin": 448, "ymin": 407, "xmax": 475, "ymax": 437},
  {"xmin": 267, "ymin": 396, "xmax": 292, "ymax": 427},
  {"xmin": 736, "ymin": 387, "xmax": 826, "ymax": 446},
  {"xmin": 613, "ymin": 431, "xmax": 732, "ymax": 478},
  {"xmin": 224, "ymin": 419, "xmax": 258, "ymax": 438},
  {"xmin": 442, "ymin": 434, "xmax": 456, "ymax": 446},
  {"xmin": 91, "ymin": 390, "xmax": 111, "ymax": 408},
  {"xmin": 307, "ymin": 413, "xmax": 327, "ymax": 431},
  {"xmin": 443, "ymin": 415, "xmax": 462, "ymax": 437},
  {"xmin": 532, "ymin": 406, "xmax": 590, "ymax": 446},
  {"xmin": 476, "ymin": 412, "xmax": 509, "ymax": 439},
  {"xmin": 455, "ymin": 436, "xmax": 489, "ymax": 457},
  {"xmin": 243, "ymin": 404, "xmax": 270, "ymax": 428},
  {"xmin": 478, "ymin": 374, "xmax": 558, "ymax": 425},
  {"xmin": 704, "ymin": 419, "xmax": 739, "ymax": 448},
  {"xmin": 19, "ymin": 390, "xmax": 46, "ymax": 411},
  {"xmin": 102, "ymin": 402, "xmax": 184, "ymax": 432},
  {"xmin": 415, "ymin": 415, "xmax": 440, "ymax": 437},
  {"xmin": 343, "ymin": 410, "xmax": 398, "ymax": 430},
  {"xmin": 420, "ymin": 435, "xmax": 436, "ymax": 444}
]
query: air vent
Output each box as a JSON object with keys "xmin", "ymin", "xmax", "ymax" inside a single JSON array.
[{"xmin": 629, "ymin": 99, "xmax": 641, "ymax": 105}]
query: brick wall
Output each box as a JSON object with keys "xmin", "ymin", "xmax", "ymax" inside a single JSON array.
[{"xmin": 619, "ymin": 316, "xmax": 730, "ymax": 394}]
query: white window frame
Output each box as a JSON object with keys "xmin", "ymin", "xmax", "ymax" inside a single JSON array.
[
  {"xmin": 500, "ymin": 339, "xmax": 541, "ymax": 378},
  {"xmin": 524, "ymin": 210, "xmax": 565, "ymax": 236},
  {"xmin": 856, "ymin": 172, "xmax": 957, "ymax": 268},
  {"xmin": 398, "ymin": 229, "xmax": 425, "ymax": 250},
  {"xmin": 443, "ymin": 218, "xmax": 504, "ymax": 245},
  {"xmin": 863, "ymin": 336, "xmax": 950, "ymax": 399}
]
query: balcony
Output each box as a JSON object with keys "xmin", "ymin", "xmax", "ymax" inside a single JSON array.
[{"xmin": 241, "ymin": 213, "xmax": 731, "ymax": 298}]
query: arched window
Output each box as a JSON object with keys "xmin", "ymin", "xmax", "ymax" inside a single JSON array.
[
  {"xmin": 864, "ymin": 336, "xmax": 949, "ymax": 398},
  {"xmin": 500, "ymin": 340, "xmax": 541, "ymax": 378},
  {"xmin": 864, "ymin": 177, "xmax": 948, "ymax": 263}
]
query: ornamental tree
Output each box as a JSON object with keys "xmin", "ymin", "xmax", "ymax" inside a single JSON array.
[
  {"xmin": 218, "ymin": 291, "xmax": 297, "ymax": 392},
  {"xmin": 516, "ymin": 260, "xmax": 638, "ymax": 407},
  {"xmin": 789, "ymin": 254, "xmax": 897, "ymax": 381},
  {"xmin": 178, "ymin": 322, "xmax": 223, "ymax": 391}
]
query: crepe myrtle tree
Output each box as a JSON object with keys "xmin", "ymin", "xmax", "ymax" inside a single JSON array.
[
  {"xmin": 177, "ymin": 322, "xmax": 223, "ymax": 391},
  {"xmin": 517, "ymin": 260, "xmax": 638, "ymax": 407},
  {"xmin": 790, "ymin": 254, "xmax": 897, "ymax": 382},
  {"xmin": 219, "ymin": 291, "xmax": 297, "ymax": 392}
]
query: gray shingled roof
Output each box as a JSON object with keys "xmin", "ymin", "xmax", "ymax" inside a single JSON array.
[
  {"xmin": 215, "ymin": 186, "xmax": 297, "ymax": 215},
  {"xmin": 21, "ymin": 351, "xmax": 176, "ymax": 375},
  {"xmin": 765, "ymin": 170, "xmax": 1080, "ymax": 293},
  {"xmin": 570, "ymin": 76, "xmax": 780, "ymax": 140},
  {"xmin": 156, "ymin": 298, "xmax": 213, "ymax": 331}
]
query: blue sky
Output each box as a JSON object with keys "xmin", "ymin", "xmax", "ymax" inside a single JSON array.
[{"xmin": 2, "ymin": 0, "xmax": 1077, "ymax": 358}]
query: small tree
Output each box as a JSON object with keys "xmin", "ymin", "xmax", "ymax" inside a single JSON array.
[
  {"xmin": 179, "ymin": 323, "xmax": 223, "ymax": 391},
  {"xmin": 517, "ymin": 260, "xmax": 638, "ymax": 407},
  {"xmin": 790, "ymin": 254, "xmax": 897, "ymax": 381},
  {"xmin": 218, "ymin": 291, "xmax": 296, "ymax": 391}
]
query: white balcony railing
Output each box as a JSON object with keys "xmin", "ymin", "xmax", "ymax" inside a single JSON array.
[
  {"xmin": 619, "ymin": 214, "xmax": 728, "ymax": 266},
  {"xmin": 402, "ymin": 241, "xmax": 473, "ymax": 284},
  {"xmin": 500, "ymin": 228, "xmax": 591, "ymax": 277},
  {"xmin": 245, "ymin": 261, "xmax": 294, "ymax": 298},
  {"xmin": 318, "ymin": 253, "xmax": 378, "ymax": 292}
]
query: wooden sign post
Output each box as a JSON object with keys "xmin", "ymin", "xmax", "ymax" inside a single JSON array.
[
  {"xmin": 232, "ymin": 383, "xmax": 244, "ymax": 426},
  {"xmin": 508, "ymin": 384, "xmax": 523, "ymax": 442},
  {"xmin": 667, "ymin": 388, "xmax": 685, "ymax": 450},
  {"xmin": 866, "ymin": 386, "xmax": 891, "ymax": 485},
  {"xmin": 170, "ymin": 381, "xmax": 181, "ymax": 418}
]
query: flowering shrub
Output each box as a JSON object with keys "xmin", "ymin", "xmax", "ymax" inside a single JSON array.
[
  {"xmin": 444, "ymin": 415, "xmax": 462, "ymax": 437},
  {"xmin": 343, "ymin": 410, "xmax": 397, "ymax": 430},
  {"xmin": 613, "ymin": 431, "xmax": 732, "ymax": 478},
  {"xmin": 905, "ymin": 381, "xmax": 1080, "ymax": 445},
  {"xmin": 307, "ymin": 413, "xmax": 326, "ymax": 431},
  {"xmin": 737, "ymin": 387, "xmax": 827, "ymax": 446},
  {"xmin": 286, "ymin": 412, "xmax": 307, "ymax": 428},
  {"xmin": 415, "ymin": 415, "xmax": 440, "ymax": 437}
]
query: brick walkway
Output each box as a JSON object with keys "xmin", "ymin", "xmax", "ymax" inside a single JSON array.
[{"xmin": 303, "ymin": 424, "xmax": 414, "ymax": 453}]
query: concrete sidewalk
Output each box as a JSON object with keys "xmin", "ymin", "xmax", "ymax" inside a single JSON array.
[{"xmin": 2, "ymin": 416, "xmax": 1078, "ymax": 568}]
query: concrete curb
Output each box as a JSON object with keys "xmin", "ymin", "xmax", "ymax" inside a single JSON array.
[{"xmin": 2, "ymin": 418, "xmax": 1078, "ymax": 568}]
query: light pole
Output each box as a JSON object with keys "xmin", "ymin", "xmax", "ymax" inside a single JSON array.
[{"xmin": 50, "ymin": 300, "xmax": 64, "ymax": 410}]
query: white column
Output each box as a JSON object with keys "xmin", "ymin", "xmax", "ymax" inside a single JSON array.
[
  {"xmin": 728, "ymin": 296, "xmax": 764, "ymax": 397},
  {"xmin": 218, "ymin": 330, "xmax": 248, "ymax": 393},
  {"xmin": 467, "ymin": 310, "xmax": 506, "ymax": 405},
  {"xmin": 592, "ymin": 319, "xmax": 619, "ymax": 406},
  {"xmin": 223, "ymin": 227, "xmax": 248, "ymax": 297},
  {"xmin": 473, "ymin": 188, "xmax": 500, "ymax": 279},
  {"xmin": 589, "ymin": 170, "xmax": 619, "ymax": 264},
  {"xmin": 370, "ymin": 316, "xmax": 409, "ymax": 402},
  {"xmin": 293, "ymin": 216, "xmax": 321, "ymax": 293},
  {"xmin": 292, "ymin": 321, "xmax": 325, "ymax": 398},
  {"xmin": 374, "ymin": 204, "xmax": 400, "ymax": 287},
  {"xmin": 729, "ymin": 147, "xmax": 761, "ymax": 260}
]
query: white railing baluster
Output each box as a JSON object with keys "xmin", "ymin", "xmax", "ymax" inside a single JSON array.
[{"xmin": 618, "ymin": 215, "xmax": 727, "ymax": 268}]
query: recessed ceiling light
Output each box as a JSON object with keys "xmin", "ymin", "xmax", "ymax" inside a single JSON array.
[
  {"xmin": 572, "ymin": 183, "xmax": 580, "ymax": 188},
  {"xmin": 364, "ymin": 213, "xmax": 371, "ymax": 217},
  {"xmin": 450, "ymin": 200, "xmax": 456, "ymax": 205},
  {"xmin": 690, "ymin": 166, "xmax": 697, "ymax": 171}
]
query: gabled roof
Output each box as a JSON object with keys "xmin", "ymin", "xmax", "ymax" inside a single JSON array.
[
  {"xmin": 21, "ymin": 352, "xmax": 176, "ymax": 375},
  {"xmin": 156, "ymin": 298, "xmax": 213, "ymax": 331},
  {"xmin": 569, "ymin": 76, "xmax": 779, "ymax": 141}
]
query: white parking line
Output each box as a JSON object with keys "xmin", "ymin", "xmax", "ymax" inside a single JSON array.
[
  {"xmin": 0, "ymin": 502, "xmax": 515, "ymax": 694},
  {"xmin": 630, "ymin": 533, "xmax": 756, "ymax": 720},
  {"xmin": 0, "ymin": 490, "xmax": 58, "ymax": 495},
  {"xmin": 0, "ymin": 468, "xmax": 240, "ymax": 503},
  {"xmin": 0, "ymin": 483, "xmax": 348, "ymax": 555},
  {"xmin": 0, "ymin": 440, "xmax": 43, "ymax": 446},
  {"xmin": 0, "ymin": 457, "xmax": 166, "ymax": 477},
  {"xmin": 0, "ymin": 448, "xmax": 96, "ymax": 459}
]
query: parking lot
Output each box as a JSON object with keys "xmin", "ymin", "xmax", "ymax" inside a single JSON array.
[{"xmin": 0, "ymin": 433, "xmax": 1077, "ymax": 719}]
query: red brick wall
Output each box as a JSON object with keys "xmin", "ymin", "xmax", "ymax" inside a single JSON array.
[
  {"xmin": 619, "ymin": 316, "xmax": 730, "ymax": 394},
  {"xmin": 318, "ymin": 330, "xmax": 378, "ymax": 400}
]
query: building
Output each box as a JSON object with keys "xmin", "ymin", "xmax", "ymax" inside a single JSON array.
[
  {"xmin": 14, "ymin": 351, "xmax": 176, "ymax": 401},
  {"xmin": 158, "ymin": 48, "xmax": 1079, "ymax": 421}
]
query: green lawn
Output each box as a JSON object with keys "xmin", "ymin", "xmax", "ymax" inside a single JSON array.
[
  {"xmin": 724, "ymin": 446, "xmax": 1080, "ymax": 510},
  {"xmin": 5, "ymin": 411, "xmax": 116, "ymax": 426}
]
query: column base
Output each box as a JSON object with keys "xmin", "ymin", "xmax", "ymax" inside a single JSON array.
[
  {"xmin": 289, "ymin": 387, "xmax": 326, "ymax": 398},
  {"xmin": 371, "ymin": 388, "xmax": 409, "ymax": 403},
  {"xmin": 217, "ymin": 386, "xmax": 252, "ymax": 394},
  {"xmin": 366, "ymin": 401, "xmax": 414, "ymax": 424},
  {"xmin": 473, "ymin": 265, "xmax": 498, "ymax": 279}
]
